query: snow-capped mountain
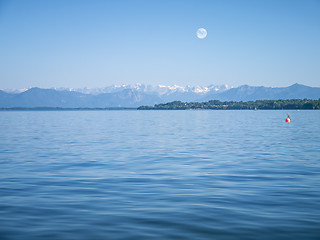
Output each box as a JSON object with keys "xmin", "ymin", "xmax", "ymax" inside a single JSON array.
[
  {"xmin": 3, "ymin": 88, "xmax": 29, "ymax": 94},
  {"xmin": 0, "ymin": 84, "xmax": 231, "ymax": 107},
  {"xmin": 1, "ymin": 83, "xmax": 319, "ymax": 108},
  {"xmin": 57, "ymin": 83, "xmax": 232, "ymax": 96}
]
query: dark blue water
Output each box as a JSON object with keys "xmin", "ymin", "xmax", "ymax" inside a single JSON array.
[{"xmin": 0, "ymin": 110, "xmax": 319, "ymax": 240}]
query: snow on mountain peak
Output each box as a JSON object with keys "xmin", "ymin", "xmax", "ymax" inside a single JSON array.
[{"xmin": 3, "ymin": 84, "xmax": 233, "ymax": 96}]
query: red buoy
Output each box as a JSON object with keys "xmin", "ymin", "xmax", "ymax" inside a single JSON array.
[{"xmin": 285, "ymin": 113, "xmax": 291, "ymax": 123}]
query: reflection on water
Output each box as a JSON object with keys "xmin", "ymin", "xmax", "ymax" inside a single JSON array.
[{"xmin": 0, "ymin": 110, "xmax": 320, "ymax": 239}]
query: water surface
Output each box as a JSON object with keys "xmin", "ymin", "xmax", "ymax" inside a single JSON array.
[{"xmin": 0, "ymin": 110, "xmax": 319, "ymax": 239}]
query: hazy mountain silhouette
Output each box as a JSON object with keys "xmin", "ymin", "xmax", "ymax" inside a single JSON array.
[
  {"xmin": 201, "ymin": 83, "xmax": 320, "ymax": 101},
  {"xmin": 0, "ymin": 87, "xmax": 161, "ymax": 108},
  {"xmin": 1, "ymin": 84, "xmax": 319, "ymax": 108}
]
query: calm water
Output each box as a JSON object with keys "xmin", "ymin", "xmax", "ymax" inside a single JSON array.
[{"xmin": 0, "ymin": 110, "xmax": 319, "ymax": 240}]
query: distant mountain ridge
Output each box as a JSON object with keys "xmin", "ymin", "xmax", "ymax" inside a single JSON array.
[
  {"xmin": 54, "ymin": 83, "xmax": 231, "ymax": 96},
  {"xmin": 1, "ymin": 83, "xmax": 319, "ymax": 108},
  {"xmin": 201, "ymin": 83, "xmax": 320, "ymax": 102}
]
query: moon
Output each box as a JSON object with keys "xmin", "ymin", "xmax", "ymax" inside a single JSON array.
[{"xmin": 196, "ymin": 28, "xmax": 207, "ymax": 39}]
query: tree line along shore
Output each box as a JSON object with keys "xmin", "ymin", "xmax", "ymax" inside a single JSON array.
[
  {"xmin": 1, "ymin": 99, "xmax": 319, "ymax": 110},
  {"xmin": 138, "ymin": 99, "xmax": 320, "ymax": 110}
]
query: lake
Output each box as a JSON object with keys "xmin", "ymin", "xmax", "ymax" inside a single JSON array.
[{"xmin": 0, "ymin": 110, "xmax": 319, "ymax": 240}]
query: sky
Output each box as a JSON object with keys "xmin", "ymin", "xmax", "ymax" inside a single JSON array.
[{"xmin": 0, "ymin": 0, "xmax": 319, "ymax": 89}]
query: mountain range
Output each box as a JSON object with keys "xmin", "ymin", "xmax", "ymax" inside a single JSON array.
[{"xmin": 1, "ymin": 83, "xmax": 319, "ymax": 108}]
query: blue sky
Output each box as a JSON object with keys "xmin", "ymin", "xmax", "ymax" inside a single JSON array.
[{"xmin": 0, "ymin": 0, "xmax": 319, "ymax": 89}]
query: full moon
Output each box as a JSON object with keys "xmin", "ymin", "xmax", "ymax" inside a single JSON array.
[{"xmin": 196, "ymin": 28, "xmax": 207, "ymax": 39}]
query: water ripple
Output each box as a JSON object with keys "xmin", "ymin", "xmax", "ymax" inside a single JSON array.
[{"xmin": 0, "ymin": 110, "xmax": 320, "ymax": 239}]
